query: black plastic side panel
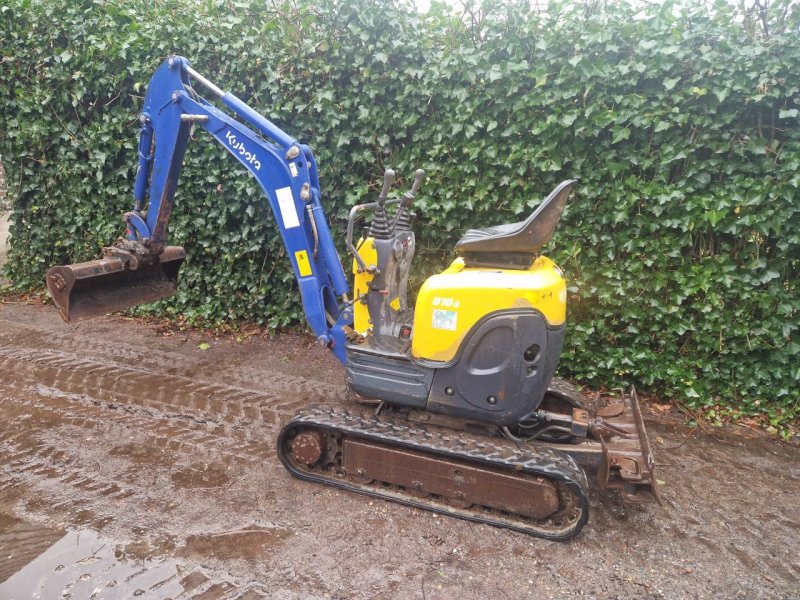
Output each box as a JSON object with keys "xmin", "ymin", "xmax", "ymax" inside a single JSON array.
[
  {"xmin": 543, "ymin": 326, "xmax": 565, "ymax": 396},
  {"xmin": 426, "ymin": 311, "xmax": 563, "ymax": 426},
  {"xmin": 346, "ymin": 346, "xmax": 434, "ymax": 408}
]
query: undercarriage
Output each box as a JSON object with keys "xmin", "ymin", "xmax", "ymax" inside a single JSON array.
[{"xmin": 278, "ymin": 382, "xmax": 658, "ymax": 540}]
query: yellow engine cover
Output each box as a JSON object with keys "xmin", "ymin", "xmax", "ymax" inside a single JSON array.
[{"xmin": 411, "ymin": 256, "xmax": 567, "ymax": 363}]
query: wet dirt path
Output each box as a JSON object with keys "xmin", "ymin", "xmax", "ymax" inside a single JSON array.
[{"xmin": 0, "ymin": 303, "xmax": 798, "ymax": 599}]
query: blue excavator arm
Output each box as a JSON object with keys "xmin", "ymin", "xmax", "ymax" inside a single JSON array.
[
  {"xmin": 49, "ymin": 56, "xmax": 354, "ymax": 362},
  {"xmin": 139, "ymin": 56, "xmax": 353, "ymax": 362}
]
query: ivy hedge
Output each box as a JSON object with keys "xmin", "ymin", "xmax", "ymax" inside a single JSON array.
[{"xmin": 1, "ymin": 0, "xmax": 798, "ymax": 424}]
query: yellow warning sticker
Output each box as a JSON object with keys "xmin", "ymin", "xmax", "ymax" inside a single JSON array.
[
  {"xmin": 295, "ymin": 250, "xmax": 312, "ymax": 277},
  {"xmin": 390, "ymin": 297, "xmax": 401, "ymax": 311}
]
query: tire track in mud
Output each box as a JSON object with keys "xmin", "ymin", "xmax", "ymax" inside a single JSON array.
[
  {"xmin": 0, "ymin": 318, "xmax": 341, "ymax": 553},
  {"xmin": 0, "ymin": 346, "xmax": 290, "ymax": 535},
  {"xmin": 0, "ymin": 399, "xmax": 138, "ymax": 531},
  {"xmin": 0, "ymin": 369, "xmax": 283, "ymax": 599},
  {"xmin": 0, "ymin": 367, "xmax": 280, "ymax": 478},
  {"xmin": 3, "ymin": 314, "xmax": 800, "ymax": 596},
  {"xmin": 0, "ymin": 401, "xmax": 284, "ymax": 600},
  {"xmin": 0, "ymin": 318, "xmax": 347, "ymax": 405},
  {"xmin": 0, "ymin": 379, "xmax": 272, "ymax": 472},
  {"xmin": 0, "ymin": 345, "xmax": 318, "ymax": 429}
]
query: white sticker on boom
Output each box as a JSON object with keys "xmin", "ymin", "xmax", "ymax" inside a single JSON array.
[{"xmin": 275, "ymin": 186, "xmax": 300, "ymax": 229}]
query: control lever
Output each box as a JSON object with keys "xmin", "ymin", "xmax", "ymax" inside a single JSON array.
[
  {"xmin": 368, "ymin": 169, "xmax": 396, "ymax": 240},
  {"xmin": 410, "ymin": 168, "xmax": 426, "ymax": 194},
  {"xmin": 345, "ymin": 169, "xmax": 409, "ymax": 271},
  {"xmin": 390, "ymin": 169, "xmax": 425, "ymax": 231},
  {"xmin": 377, "ymin": 169, "xmax": 396, "ymax": 206}
]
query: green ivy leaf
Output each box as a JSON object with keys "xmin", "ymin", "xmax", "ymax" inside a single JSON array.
[
  {"xmin": 560, "ymin": 114, "xmax": 578, "ymax": 127},
  {"xmin": 611, "ymin": 127, "xmax": 631, "ymax": 144}
]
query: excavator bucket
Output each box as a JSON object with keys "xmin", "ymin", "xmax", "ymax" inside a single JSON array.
[{"xmin": 46, "ymin": 246, "xmax": 185, "ymax": 322}]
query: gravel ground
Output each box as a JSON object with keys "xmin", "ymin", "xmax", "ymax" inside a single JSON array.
[{"xmin": 0, "ymin": 301, "xmax": 798, "ymax": 599}]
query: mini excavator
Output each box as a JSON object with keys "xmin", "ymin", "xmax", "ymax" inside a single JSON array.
[{"xmin": 47, "ymin": 57, "xmax": 659, "ymax": 540}]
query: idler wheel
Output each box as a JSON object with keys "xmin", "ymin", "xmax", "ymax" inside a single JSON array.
[
  {"xmin": 289, "ymin": 429, "xmax": 327, "ymax": 466},
  {"xmin": 348, "ymin": 467, "xmax": 374, "ymax": 485}
]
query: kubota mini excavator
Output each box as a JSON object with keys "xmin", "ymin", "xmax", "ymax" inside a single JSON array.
[{"xmin": 46, "ymin": 57, "xmax": 659, "ymax": 540}]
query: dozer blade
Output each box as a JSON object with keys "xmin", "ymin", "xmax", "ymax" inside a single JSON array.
[
  {"xmin": 591, "ymin": 387, "xmax": 661, "ymax": 504},
  {"xmin": 46, "ymin": 246, "xmax": 185, "ymax": 322},
  {"xmin": 536, "ymin": 386, "xmax": 661, "ymax": 504}
]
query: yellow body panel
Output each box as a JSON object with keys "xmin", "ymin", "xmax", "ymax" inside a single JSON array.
[
  {"xmin": 411, "ymin": 256, "xmax": 567, "ymax": 363},
  {"xmin": 352, "ymin": 237, "xmax": 377, "ymax": 335}
]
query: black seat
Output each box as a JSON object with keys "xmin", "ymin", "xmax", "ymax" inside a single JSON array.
[{"xmin": 455, "ymin": 180, "xmax": 575, "ymax": 268}]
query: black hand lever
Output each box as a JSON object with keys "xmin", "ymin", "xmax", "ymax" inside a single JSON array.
[
  {"xmin": 399, "ymin": 169, "xmax": 426, "ymax": 207},
  {"xmin": 369, "ymin": 169, "xmax": 396, "ymax": 240},
  {"xmin": 378, "ymin": 169, "xmax": 396, "ymax": 206},
  {"xmin": 408, "ymin": 168, "xmax": 425, "ymax": 198},
  {"xmin": 390, "ymin": 169, "xmax": 425, "ymax": 232}
]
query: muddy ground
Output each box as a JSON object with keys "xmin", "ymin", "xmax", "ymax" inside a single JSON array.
[{"xmin": 0, "ymin": 302, "xmax": 798, "ymax": 599}]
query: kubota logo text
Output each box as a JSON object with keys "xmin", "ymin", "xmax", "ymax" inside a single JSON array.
[{"xmin": 225, "ymin": 131, "xmax": 261, "ymax": 171}]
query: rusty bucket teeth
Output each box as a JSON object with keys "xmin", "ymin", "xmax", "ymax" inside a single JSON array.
[{"xmin": 46, "ymin": 246, "xmax": 186, "ymax": 322}]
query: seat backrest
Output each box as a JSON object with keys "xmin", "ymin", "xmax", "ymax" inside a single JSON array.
[
  {"xmin": 455, "ymin": 179, "xmax": 576, "ymax": 257},
  {"xmin": 512, "ymin": 179, "xmax": 575, "ymax": 253}
]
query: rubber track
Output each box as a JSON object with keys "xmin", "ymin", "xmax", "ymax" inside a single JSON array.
[{"xmin": 278, "ymin": 406, "xmax": 591, "ymax": 541}]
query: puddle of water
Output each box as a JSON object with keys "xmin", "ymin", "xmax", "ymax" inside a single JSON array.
[
  {"xmin": 0, "ymin": 514, "xmax": 63, "ymax": 584},
  {"xmin": 0, "ymin": 527, "xmax": 186, "ymax": 600},
  {"xmin": 1, "ymin": 509, "xmax": 291, "ymax": 599}
]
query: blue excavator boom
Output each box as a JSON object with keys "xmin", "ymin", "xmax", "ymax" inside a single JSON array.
[{"xmin": 46, "ymin": 56, "xmax": 353, "ymax": 362}]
